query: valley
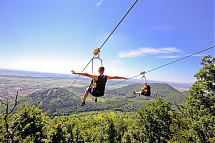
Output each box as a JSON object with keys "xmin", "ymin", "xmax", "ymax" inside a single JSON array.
[{"xmin": 0, "ymin": 69, "xmax": 190, "ymax": 117}]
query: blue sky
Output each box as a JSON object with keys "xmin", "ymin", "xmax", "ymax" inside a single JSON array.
[{"xmin": 0, "ymin": 0, "xmax": 214, "ymax": 83}]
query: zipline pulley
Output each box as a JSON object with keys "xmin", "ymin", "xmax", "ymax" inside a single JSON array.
[
  {"xmin": 92, "ymin": 48, "xmax": 102, "ymax": 74},
  {"xmin": 92, "ymin": 48, "xmax": 103, "ymax": 88},
  {"xmin": 140, "ymin": 71, "xmax": 146, "ymax": 82},
  {"xmin": 93, "ymin": 48, "xmax": 101, "ymax": 55}
]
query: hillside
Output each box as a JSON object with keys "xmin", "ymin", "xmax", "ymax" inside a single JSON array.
[
  {"xmin": 17, "ymin": 83, "xmax": 187, "ymax": 117},
  {"xmin": 18, "ymin": 88, "xmax": 81, "ymax": 117},
  {"xmin": 69, "ymin": 83, "xmax": 187, "ymax": 103},
  {"xmin": 105, "ymin": 83, "xmax": 187, "ymax": 102},
  {"xmin": 18, "ymin": 87, "xmax": 139, "ymax": 117}
]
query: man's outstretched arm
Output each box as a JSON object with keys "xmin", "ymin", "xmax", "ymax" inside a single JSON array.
[
  {"xmin": 71, "ymin": 70, "xmax": 97, "ymax": 80},
  {"xmin": 107, "ymin": 76, "xmax": 128, "ymax": 80},
  {"xmin": 142, "ymin": 84, "xmax": 144, "ymax": 90}
]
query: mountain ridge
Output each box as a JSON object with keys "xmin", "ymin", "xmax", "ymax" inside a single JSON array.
[{"xmin": 17, "ymin": 83, "xmax": 187, "ymax": 117}]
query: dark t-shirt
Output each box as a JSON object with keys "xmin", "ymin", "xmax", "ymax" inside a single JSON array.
[
  {"xmin": 89, "ymin": 75, "xmax": 107, "ymax": 97},
  {"xmin": 141, "ymin": 85, "xmax": 151, "ymax": 96}
]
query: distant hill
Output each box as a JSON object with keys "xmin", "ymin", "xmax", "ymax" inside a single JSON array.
[
  {"xmin": 67, "ymin": 85, "xmax": 88, "ymax": 95},
  {"xmin": 182, "ymin": 90, "xmax": 189, "ymax": 96},
  {"xmin": 68, "ymin": 83, "xmax": 187, "ymax": 103},
  {"xmin": 18, "ymin": 88, "xmax": 81, "ymax": 117},
  {"xmin": 105, "ymin": 83, "xmax": 187, "ymax": 102},
  {"xmin": 17, "ymin": 83, "xmax": 188, "ymax": 117}
]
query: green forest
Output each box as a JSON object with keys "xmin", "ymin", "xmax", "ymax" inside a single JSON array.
[{"xmin": 0, "ymin": 55, "xmax": 215, "ymax": 143}]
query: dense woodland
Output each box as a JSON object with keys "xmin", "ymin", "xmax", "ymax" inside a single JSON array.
[{"xmin": 0, "ymin": 55, "xmax": 215, "ymax": 142}]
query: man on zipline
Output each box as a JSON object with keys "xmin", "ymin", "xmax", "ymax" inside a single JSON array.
[
  {"xmin": 133, "ymin": 82, "xmax": 151, "ymax": 96},
  {"xmin": 72, "ymin": 66, "xmax": 127, "ymax": 106}
]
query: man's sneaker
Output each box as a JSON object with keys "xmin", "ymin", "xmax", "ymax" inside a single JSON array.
[
  {"xmin": 133, "ymin": 91, "xmax": 136, "ymax": 95},
  {"xmin": 81, "ymin": 101, "xmax": 86, "ymax": 106},
  {"xmin": 94, "ymin": 98, "xmax": 97, "ymax": 103}
]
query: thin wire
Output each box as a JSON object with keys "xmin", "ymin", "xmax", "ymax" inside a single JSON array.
[
  {"xmin": 145, "ymin": 46, "xmax": 215, "ymax": 74},
  {"xmin": 71, "ymin": 56, "xmax": 94, "ymax": 86},
  {"xmin": 112, "ymin": 46, "xmax": 215, "ymax": 85},
  {"xmin": 99, "ymin": 0, "xmax": 139, "ymax": 51},
  {"xmin": 71, "ymin": 0, "xmax": 139, "ymax": 86}
]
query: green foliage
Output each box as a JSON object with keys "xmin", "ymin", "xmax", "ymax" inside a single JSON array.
[
  {"xmin": 189, "ymin": 115, "xmax": 215, "ymax": 142},
  {"xmin": 5, "ymin": 98, "xmax": 183, "ymax": 142},
  {"xmin": 13, "ymin": 104, "xmax": 49, "ymax": 143},
  {"xmin": 137, "ymin": 97, "xmax": 175, "ymax": 142},
  {"xmin": 187, "ymin": 55, "xmax": 215, "ymax": 117},
  {"xmin": 168, "ymin": 118, "xmax": 191, "ymax": 142},
  {"xmin": 42, "ymin": 112, "xmax": 138, "ymax": 143},
  {"xmin": 176, "ymin": 55, "xmax": 215, "ymax": 142},
  {"xmin": 0, "ymin": 114, "xmax": 5, "ymax": 142}
]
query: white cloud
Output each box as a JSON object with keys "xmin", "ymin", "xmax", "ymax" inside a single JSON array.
[
  {"xmin": 110, "ymin": 60, "xmax": 123, "ymax": 64},
  {"xmin": 96, "ymin": 0, "xmax": 103, "ymax": 7},
  {"xmin": 156, "ymin": 55, "xmax": 179, "ymax": 59},
  {"xmin": 118, "ymin": 47, "xmax": 181, "ymax": 58}
]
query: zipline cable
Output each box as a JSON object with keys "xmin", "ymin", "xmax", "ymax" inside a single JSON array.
[
  {"xmin": 71, "ymin": 0, "xmax": 139, "ymax": 86},
  {"xmin": 99, "ymin": 0, "xmax": 139, "ymax": 51},
  {"xmin": 71, "ymin": 56, "xmax": 95, "ymax": 86},
  {"xmin": 112, "ymin": 45, "xmax": 215, "ymax": 85}
]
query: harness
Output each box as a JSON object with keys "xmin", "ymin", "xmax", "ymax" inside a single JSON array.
[
  {"xmin": 89, "ymin": 75, "xmax": 107, "ymax": 97},
  {"xmin": 140, "ymin": 72, "xmax": 151, "ymax": 96},
  {"xmin": 141, "ymin": 85, "xmax": 151, "ymax": 96}
]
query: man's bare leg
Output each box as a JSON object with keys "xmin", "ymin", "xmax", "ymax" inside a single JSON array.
[
  {"xmin": 133, "ymin": 91, "xmax": 141, "ymax": 96},
  {"xmin": 82, "ymin": 88, "xmax": 89, "ymax": 102},
  {"xmin": 81, "ymin": 88, "xmax": 89, "ymax": 106}
]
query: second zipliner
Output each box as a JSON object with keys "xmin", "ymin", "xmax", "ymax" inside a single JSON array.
[{"xmin": 133, "ymin": 71, "xmax": 151, "ymax": 96}]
